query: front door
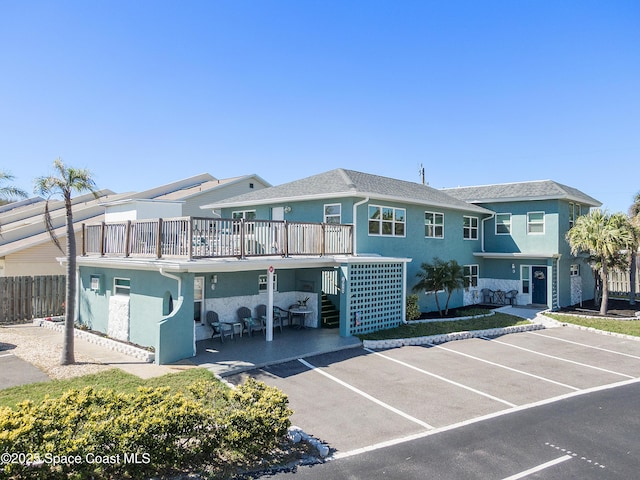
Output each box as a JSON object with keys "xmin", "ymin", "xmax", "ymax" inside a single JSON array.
[{"xmin": 532, "ymin": 266, "xmax": 548, "ymax": 305}]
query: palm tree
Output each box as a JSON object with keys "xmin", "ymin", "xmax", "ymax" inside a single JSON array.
[
  {"xmin": 413, "ymin": 258, "xmax": 469, "ymax": 316},
  {"xmin": 0, "ymin": 171, "xmax": 28, "ymax": 231},
  {"xmin": 0, "ymin": 171, "xmax": 28, "ymax": 201},
  {"xmin": 34, "ymin": 159, "xmax": 98, "ymax": 365},
  {"xmin": 629, "ymin": 191, "xmax": 640, "ymax": 306},
  {"xmin": 566, "ymin": 210, "xmax": 636, "ymax": 315}
]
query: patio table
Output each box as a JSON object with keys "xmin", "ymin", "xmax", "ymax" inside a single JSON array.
[{"xmin": 288, "ymin": 307, "xmax": 312, "ymax": 329}]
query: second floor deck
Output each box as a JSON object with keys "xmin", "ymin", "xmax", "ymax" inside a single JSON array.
[{"xmin": 82, "ymin": 217, "xmax": 354, "ymax": 260}]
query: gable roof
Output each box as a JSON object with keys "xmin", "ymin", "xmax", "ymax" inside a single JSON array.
[
  {"xmin": 442, "ymin": 180, "xmax": 601, "ymax": 207},
  {"xmin": 202, "ymin": 168, "xmax": 491, "ymax": 214},
  {"xmin": 0, "ymin": 173, "xmax": 270, "ymax": 257}
]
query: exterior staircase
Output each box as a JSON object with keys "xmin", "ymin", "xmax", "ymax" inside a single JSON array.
[{"xmin": 321, "ymin": 292, "xmax": 340, "ymax": 328}]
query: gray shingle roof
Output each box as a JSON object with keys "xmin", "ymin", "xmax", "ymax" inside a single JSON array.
[
  {"xmin": 203, "ymin": 169, "xmax": 492, "ymax": 214},
  {"xmin": 442, "ymin": 180, "xmax": 601, "ymax": 207}
]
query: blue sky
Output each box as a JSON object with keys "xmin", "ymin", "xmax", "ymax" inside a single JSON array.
[{"xmin": 1, "ymin": 0, "xmax": 639, "ymax": 213}]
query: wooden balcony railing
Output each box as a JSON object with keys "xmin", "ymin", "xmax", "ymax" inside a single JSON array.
[{"xmin": 82, "ymin": 217, "xmax": 354, "ymax": 260}]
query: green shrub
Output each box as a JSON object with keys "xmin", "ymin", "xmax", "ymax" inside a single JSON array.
[
  {"xmin": 0, "ymin": 378, "xmax": 292, "ymax": 479},
  {"xmin": 406, "ymin": 294, "xmax": 421, "ymax": 320}
]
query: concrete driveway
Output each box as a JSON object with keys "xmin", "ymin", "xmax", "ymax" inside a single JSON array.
[{"xmin": 226, "ymin": 325, "xmax": 640, "ymax": 457}]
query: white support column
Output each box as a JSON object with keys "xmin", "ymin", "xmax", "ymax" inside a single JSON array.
[{"xmin": 266, "ymin": 266, "xmax": 274, "ymax": 341}]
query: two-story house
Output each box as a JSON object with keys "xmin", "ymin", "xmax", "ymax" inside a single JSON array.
[
  {"xmin": 443, "ymin": 180, "xmax": 601, "ymax": 310},
  {"xmin": 75, "ymin": 169, "xmax": 601, "ymax": 364}
]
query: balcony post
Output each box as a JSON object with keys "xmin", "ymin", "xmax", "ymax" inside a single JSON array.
[
  {"xmin": 283, "ymin": 220, "xmax": 289, "ymax": 257},
  {"xmin": 321, "ymin": 223, "xmax": 326, "ymax": 256},
  {"xmin": 156, "ymin": 218, "xmax": 163, "ymax": 259},
  {"xmin": 188, "ymin": 217, "xmax": 193, "ymax": 261},
  {"xmin": 81, "ymin": 223, "xmax": 86, "ymax": 256},
  {"xmin": 240, "ymin": 218, "xmax": 245, "ymax": 259},
  {"xmin": 100, "ymin": 222, "xmax": 106, "ymax": 257},
  {"xmin": 124, "ymin": 220, "xmax": 131, "ymax": 257}
]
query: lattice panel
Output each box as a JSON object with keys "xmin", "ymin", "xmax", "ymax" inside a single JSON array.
[{"xmin": 348, "ymin": 262, "xmax": 404, "ymax": 335}]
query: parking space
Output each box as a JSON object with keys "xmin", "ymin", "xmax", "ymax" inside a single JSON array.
[{"xmin": 226, "ymin": 326, "xmax": 640, "ymax": 457}]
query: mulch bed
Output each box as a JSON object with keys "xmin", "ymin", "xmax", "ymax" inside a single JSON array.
[
  {"xmin": 418, "ymin": 304, "xmax": 500, "ymax": 320},
  {"xmin": 557, "ymin": 298, "xmax": 640, "ymax": 318}
]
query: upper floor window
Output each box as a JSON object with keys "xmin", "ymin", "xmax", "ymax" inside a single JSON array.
[
  {"xmin": 496, "ymin": 213, "xmax": 511, "ymax": 235},
  {"xmin": 232, "ymin": 210, "xmax": 257, "ymax": 220},
  {"xmin": 114, "ymin": 277, "xmax": 130, "ymax": 296},
  {"xmin": 527, "ymin": 212, "xmax": 545, "ymax": 234},
  {"xmin": 324, "ymin": 204, "xmax": 342, "ymax": 224},
  {"xmin": 569, "ymin": 203, "xmax": 582, "ymax": 229},
  {"xmin": 368, "ymin": 205, "xmax": 405, "ymax": 236},
  {"xmin": 463, "ymin": 216, "xmax": 478, "ymax": 240},
  {"xmin": 424, "ymin": 212, "xmax": 444, "ymax": 238},
  {"xmin": 463, "ymin": 264, "xmax": 478, "ymax": 287}
]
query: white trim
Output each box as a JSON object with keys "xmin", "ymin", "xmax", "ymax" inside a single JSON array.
[
  {"xmin": 463, "ymin": 215, "xmax": 479, "ymax": 240},
  {"xmin": 424, "ymin": 211, "xmax": 444, "ymax": 239}
]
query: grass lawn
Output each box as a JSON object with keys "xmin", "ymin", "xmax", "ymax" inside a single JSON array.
[
  {"xmin": 0, "ymin": 367, "xmax": 223, "ymax": 409},
  {"xmin": 545, "ymin": 313, "xmax": 640, "ymax": 337},
  {"xmin": 358, "ymin": 312, "xmax": 532, "ymax": 341}
]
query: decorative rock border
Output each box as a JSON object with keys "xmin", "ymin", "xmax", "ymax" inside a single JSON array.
[
  {"xmin": 363, "ymin": 321, "xmax": 545, "ymax": 349},
  {"xmin": 34, "ymin": 319, "xmax": 155, "ymax": 363}
]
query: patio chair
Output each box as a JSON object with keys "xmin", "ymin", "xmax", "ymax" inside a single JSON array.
[
  {"xmin": 481, "ymin": 288, "xmax": 495, "ymax": 304},
  {"xmin": 505, "ymin": 290, "xmax": 518, "ymax": 306},
  {"xmin": 206, "ymin": 311, "xmax": 234, "ymax": 343},
  {"xmin": 273, "ymin": 306, "xmax": 289, "ymax": 331},
  {"xmin": 237, "ymin": 306, "xmax": 264, "ymax": 337},
  {"xmin": 255, "ymin": 304, "xmax": 284, "ymax": 333}
]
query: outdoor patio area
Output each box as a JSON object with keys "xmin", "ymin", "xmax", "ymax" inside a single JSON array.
[{"xmin": 187, "ymin": 327, "xmax": 362, "ymax": 376}]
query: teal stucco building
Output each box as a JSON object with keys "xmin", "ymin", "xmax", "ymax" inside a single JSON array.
[{"xmin": 76, "ymin": 169, "xmax": 601, "ymax": 364}]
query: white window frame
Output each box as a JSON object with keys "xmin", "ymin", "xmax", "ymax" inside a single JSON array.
[
  {"xmin": 324, "ymin": 203, "xmax": 342, "ymax": 224},
  {"xmin": 521, "ymin": 266, "xmax": 530, "ymax": 295},
  {"xmin": 258, "ymin": 274, "xmax": 278, "ymax": 292},
  {"xmin": 114, "ymin": 277, "xmax": 130, "ymax": 296},
  {"xmin": 232, "ymin": 210, "xmax": 256, "ymax": 220},
  {"xmin": 527, "ymin": 211, "xmax": 545, "ymax": 234},
  {"xmin": 570, "ymin": 264, "xmax": 580, "ymax": 276},
  {"xmin": 463, "ymin": 264, "xmax": 479, "ymax": 287},
  {"xmin": 368, "ymin": 204, "xmax": 406, "ymax": 237},
  {"xmin": 495, "ymin": 213, "xmax": 512, "ymax": 235},
  {"xmin": 424, "ymin": 211, "xmax": 444, "ymax": 239},
  {"xmin": 569, "ymin": 202, "xmax": 582, "ymax": 229},
  {"xmin": 463, "ymin": 216, "xmax": 479, "ymax": 240}
]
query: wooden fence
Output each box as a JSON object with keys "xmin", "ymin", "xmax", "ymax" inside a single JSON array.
[
  {"xmin": 608, "ymin": 260, "xmax": 640, "ymax": 295},
  {"xmin": 0, "ymin": 275, "xmax": 66, "ymax": 324}
]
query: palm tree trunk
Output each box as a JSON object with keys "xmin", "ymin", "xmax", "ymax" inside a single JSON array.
[
  {"xmin": 600, "ymin": 264, "xmax": 609, "ymax": 316},
  {"xmin": 434, "ymin": 294, "xmax": 443, "ymax": 317},
  {"xmin": 630, "ymin": 252, "xmax": 637, "ymax": 306},
  {"xmin": 61, "ymin": 193, "xmax": 76, "ymax": 365}
]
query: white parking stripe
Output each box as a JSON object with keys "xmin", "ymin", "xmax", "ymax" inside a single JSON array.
[
  {"xmin": 298, "ymin": 358, "xmax": 435, "ymax": 430},
  {"xmin": 500, "ymin": 454, "xmax": 572, "ymax": 480},
  {"xmin": 433, "ymin": 344, "xmax": 581, "ymax": 391},
  {"xmin": 527, "ymin": 331, "xmax": 640, "ymax": 360},
  {"xmin": 481, "ymin": 337, "xmax": 636, "ymax": 379},
  {"xmin": 364, "ymin": 348, "xmax": 517, "ymax": 407},
  {"xmin": 0, "ymin": 353, "xmax": 14, "ymax": 358},
  {"xmin": 332, "ymin": 377, "xmax": 640, "ymax": 461}
]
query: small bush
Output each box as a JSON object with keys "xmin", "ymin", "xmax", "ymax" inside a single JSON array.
[
  {"xmin": 0, "ymin": 378, "xmax": 292, "ymax": 479},
  {"xmin": 406, "ymin": 294, "xmax": 421, "ymax": 321}
]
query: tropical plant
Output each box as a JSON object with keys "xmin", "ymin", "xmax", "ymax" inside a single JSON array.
[
  {"xmin": 34, "ymin": 159, "xmax": 98, "ymax": 365},
  {"xmin": 629, "ymin": 191, "xmax": 640, "ymax": 306},
  {"xmin": 566, "ymin": 209, "xmax": 636, "ymax": 315},
  {"xmin": 0, "ymin": 171, "xmax": 28, "ymax": 231},
  {"xmin": 413, "ymin": 258, "xmax": 469, "ymax": 316}
]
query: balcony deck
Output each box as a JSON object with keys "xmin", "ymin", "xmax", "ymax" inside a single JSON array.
[{"xmin": 82, "ymin": 217, "xmax": 353, "ymax": 260}]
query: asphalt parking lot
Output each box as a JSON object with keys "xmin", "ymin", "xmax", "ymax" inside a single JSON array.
[
  {"xmin": 0, "ymin": 352, "xmax": 50, "ymax": 388},
  {"xmin": 227, "ymin": 326, "xmax": 640, "ymax": 459}
]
